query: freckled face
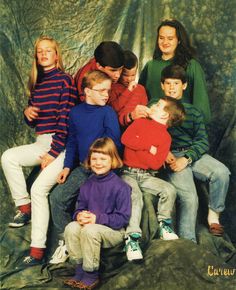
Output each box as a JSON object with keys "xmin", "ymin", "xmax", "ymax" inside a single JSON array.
[{"xmin": 158, "ymin": 26, "xmax": 178, "ymax": 59}]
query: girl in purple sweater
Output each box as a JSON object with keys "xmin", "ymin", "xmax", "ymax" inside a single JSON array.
[{"xmin": 64, "ymin": 137, "xmax": 131, "ymax": 289}]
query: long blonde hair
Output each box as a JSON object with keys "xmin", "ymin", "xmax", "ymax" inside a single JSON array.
[{"xmin": 28, "ymin": 36, "xmax": 64, "ymax": 93}]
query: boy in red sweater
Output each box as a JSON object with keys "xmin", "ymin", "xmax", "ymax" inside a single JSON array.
[
  {"xmin": 108, "ymin": 50, "xmax": 150, "ymax": 128},
  {"xmin": 74, "ymin": 41, "xmax": 124, "ymax": 101},
  {"xmin": 121, "ymin": 96, "xmax": 185, "ymax": 261}
]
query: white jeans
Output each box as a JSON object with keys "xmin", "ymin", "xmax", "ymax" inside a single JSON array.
[{"xmin": 1, "ymin": 134, "xmax": 65, "ymax": 248}]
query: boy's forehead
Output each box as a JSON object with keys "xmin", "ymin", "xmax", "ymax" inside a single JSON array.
[
  {"xmin": 122, "ymin": 66, "xmax": 137, "ymax": 75},
  {"xmin": 105, "ymin": 65, "xmax": 123, "ymax": 71},
  {"xmin": 164, "ymin": 78, "xmax": 183, "ymax": 83}
]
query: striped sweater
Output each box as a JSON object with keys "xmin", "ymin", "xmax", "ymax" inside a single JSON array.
[
  {"xmin": 25, "ymin": 67, "xmax": 77, "ymax": 157},
  {"xmin": 168, "ymin": 102, "xmax": 209, "ymax": 162}
]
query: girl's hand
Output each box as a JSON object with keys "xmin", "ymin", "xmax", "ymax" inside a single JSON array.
[
  {"xmin": 40, "ymin": 153, "xmax": 55, "ymax": 169},
  {"xmin": 24, "ymin": 106, "xmax": 40, "ymax": 121},
  {"xmin": 77, "ymin": 211, "xmax": 96, "ymax": 226},
  {"xmin": 57, "ymin": 167, "xmax": 70, "ymax": 184},
  {"xmin": 169, "ymin": 157, "xmax": 188, "ymax": 172}
]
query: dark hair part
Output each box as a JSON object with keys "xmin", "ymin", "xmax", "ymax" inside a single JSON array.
[
  {"xmin": 161, "ymin": 96, "xmax": 185, "ymax": 127},
  {"xmin": 81, "ymin": 70, "xmax": 111, "ymax": 91},
  {"xmin": 123, "ymin": 50, "xmax": 138, "ymax": 69},
  {"xmin": 153, "ymin": 19, "xmax": 196, "ymax": 69},
  {"xmin": 161, "ymin": 64, "xmax": 187, "ymax": 83},
  {"xmin": 94, "ymin": 41, "xmax": 124, "ymax": 68},
  {"xmin": 84, "ymin": 137, "xmax": 123, "ymax": 170}
]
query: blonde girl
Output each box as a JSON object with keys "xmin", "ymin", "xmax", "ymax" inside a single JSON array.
[
  {"xmin": 1, "ymin": 36, "xmax": 77, "ymax": 266},
  {"xmin": 64, "ymin": 137, "xmax": 131, "ymax": 289}
]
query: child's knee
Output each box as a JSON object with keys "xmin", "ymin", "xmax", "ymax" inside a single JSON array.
[{"xmin": 1, "ymin": 148, "xmax": 15, "ymax": 167}]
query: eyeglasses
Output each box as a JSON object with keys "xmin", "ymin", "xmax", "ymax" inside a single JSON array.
[{"xmin": 90, "ymin": 88, "xmax": 111, "ymax": 95}]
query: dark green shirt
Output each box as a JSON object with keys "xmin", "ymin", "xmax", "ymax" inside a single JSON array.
[
  {"xmin": 139, "ymin": 58, "xmax": 211, "ymax": 123},
  {"xmin": 168, "ymin": 102, "xmax": 209, "ymax": 162}
]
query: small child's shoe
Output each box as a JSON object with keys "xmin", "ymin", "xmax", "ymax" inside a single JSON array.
[
  {"xmin": 159, "ymin": 219, "xmax": 179, "ymax": 240},
  {"xmin": 125, "ymin": 233, "xmax": 143, "ymax": 261},
  {"xmin": 209, "ymin": 223, "xmax": 224, "ymax": 236},
  {"xmin": 22, "ymin": 256, "xmax": 44, "ymax": 267},
  {"xmin": 78, "ymin": 270, "xmax": 99, "ymax": 289}
]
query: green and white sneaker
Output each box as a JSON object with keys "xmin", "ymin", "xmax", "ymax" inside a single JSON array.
[
  {"xmin": 159, "ymin": 219, "xmax": 179, "ymax": 240},
  {"xmin": 125, "ymin": 233, "xmax": 143, "ymax": 261}
]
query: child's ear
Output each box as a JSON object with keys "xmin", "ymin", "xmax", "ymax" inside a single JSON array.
[
  {"xmin": 84, "ymin": 87, "xmax": 90, "ymax": 96},
  {"xmin": 161, "ymin": 82, "xmax": 165, "ymax": 90},
  {"xmin": 183, "ymin": 82, "xmax": 187, "ymax": 90}
]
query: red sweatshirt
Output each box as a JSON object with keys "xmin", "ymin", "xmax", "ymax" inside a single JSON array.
[
  {"xmin": 121, "ymin": 118, "xmax": 171, "ymax": 170},
  {"xmin": 109, "ymin": 83, "xmax": 148, "ymax": 126},
  {"xmin": 74, "ymin": 58, "xmax": 97, "ymax": 101}
]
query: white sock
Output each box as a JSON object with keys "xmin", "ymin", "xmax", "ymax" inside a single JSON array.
[{"xmin": 207, "ymin": 208, "xmax": 220, "ymax": 225}]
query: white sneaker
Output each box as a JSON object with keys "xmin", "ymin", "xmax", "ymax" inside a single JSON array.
[
  {"xmin": 49, "ymin": 240, "xmax": 69, "ymax": 264},
  {"xmin": 159, "ymin": 221, "xmax": 179, "ymax": 240},
  {"xmin": 125, "ymin": 233, "xmax": 143, "ymax": 261}
]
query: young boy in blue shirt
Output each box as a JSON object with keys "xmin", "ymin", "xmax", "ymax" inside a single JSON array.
[
  {"xmin": 161, "ymin": 64, "xmax": 230, "ymax": 242},
  {"xmin": 49, "ymin": 70, "xmax": 121, "ymax": 264}
]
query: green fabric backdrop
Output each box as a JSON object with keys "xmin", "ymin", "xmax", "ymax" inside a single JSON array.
[{"xmin": 0, "ymin": 0, "xmax": 235, "ymax": 289}]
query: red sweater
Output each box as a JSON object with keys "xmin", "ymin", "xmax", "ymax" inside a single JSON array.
[
  {"xmin": 74, "ymin": 58, "xmax": 97, "ymax": 101},
  {"xmin": 109, "ymin": 83, "xmax": 148, "ymax": 126},
  {"xmin": 121, "ymin": 118, "xmax": 171, "ymax": 170}
]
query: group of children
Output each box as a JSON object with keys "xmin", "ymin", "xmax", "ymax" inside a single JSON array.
[{"xmin": 1, "ymin": 18, "xmax": 231, "ymax": 290}]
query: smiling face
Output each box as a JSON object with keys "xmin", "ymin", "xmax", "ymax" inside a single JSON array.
[
  {"xmin": 85, "ymin": 79, "xmax": 112, "ymax": 106},
  {"xmin": 36, "ymin": 39, "xmax": 58, "ymax": 70},
  {"xmin": 161, "ymin": 78, "xmax": 187, "ymax": 99},
  {"xmin": 158, "ymin": 26, "xmax": 178, "ymax": 60},
  {"xmin": 90, "ymin": 152, "xmax": 112, "ymax": 175},
  {"xmin": 119, "ymin": 66, "xmax": 137, "ymax": 87}
]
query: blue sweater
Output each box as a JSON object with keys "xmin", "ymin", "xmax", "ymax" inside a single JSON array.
[
  {"xmin": 73, "ymin": 171, "xmax": 131, "ymax": 230},
  {"xmin": 25, "ymin": 67, "xmax": 77, "ymax": 157},
  {"xmin": 64, "ymin": 103, "xmax": 122, "ymax": 169}
]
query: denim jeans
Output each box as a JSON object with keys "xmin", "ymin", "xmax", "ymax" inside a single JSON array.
[
  {"xmin": 65, "ymin": 221, "xmax": 125, "ymax": 271},
  {"xmin": 49, "ymin": 166, "xmax": 90, "ymax": 237},
  {"xmin": 121, "ymin": 167, "xmax": 176, "ymax": 235},
  {"xmin": 168, "ymin": 153, "xmax": 230, "ymax": 242}
]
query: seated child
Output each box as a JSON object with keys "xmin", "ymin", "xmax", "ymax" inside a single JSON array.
[
  {"xmin": 49, "ymin": 70, "xmax": 121, "ymax": 264},
  {"xmin": 109, "ymin": 50, "xmax": 149, "ymax": 127},
  {"xmin": 161, "ymin": 64, "xmax": 230, "ymax": 242},
  {"xmin": 74, "ymin": 41, "xmax": 124, "ymax": 101},
  {"xmin": 121, "ymin": 96, "xmax": 185, "ymax": 261},
  {"xmin": 64, "ymin": 137, "xmax": 131, "ymax": 289}
]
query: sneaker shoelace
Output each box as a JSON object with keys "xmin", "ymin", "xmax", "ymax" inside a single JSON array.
[
  {"xmin": 14, "ymin": 210, "xmax": 25, "ymax": 220},
  {"xmin": 162, "ymin": 223, "xmax": 173, "ymax": 233},
  {"xmin": 126, "ymin": 238, "xmax": 140, "ymax": 252},
  {"xmin": 23, "ymin": 256, "xmax": 34, "ymax": 264}
]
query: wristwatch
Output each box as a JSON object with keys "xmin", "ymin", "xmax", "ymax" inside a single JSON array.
[{"xmin": 184, "ymin": 154, "xmax": 192, "ymax": 165}]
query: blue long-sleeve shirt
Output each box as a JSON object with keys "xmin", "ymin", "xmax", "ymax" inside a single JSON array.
[
  {"xmin": 64, "ymin": 103, "xmax": 122, "ymax": 169},
  {"xmin": 73, "ymin": 171, "xmax": 131, "ymax": 230}
]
